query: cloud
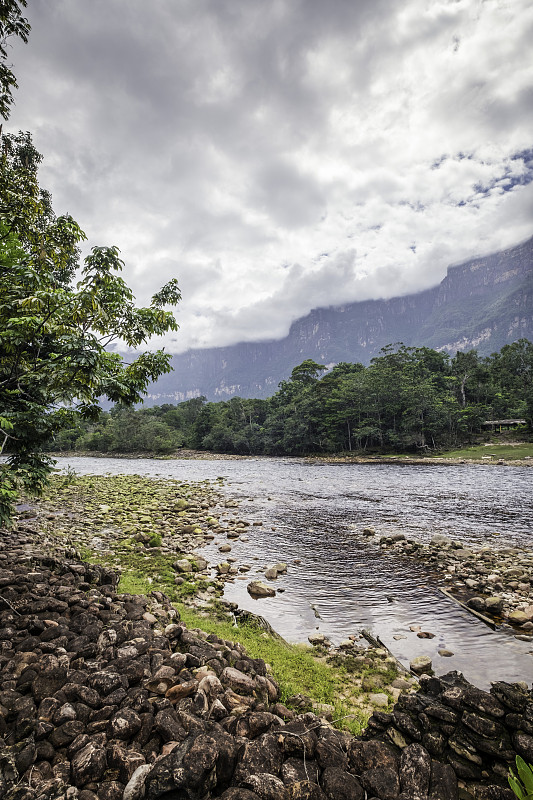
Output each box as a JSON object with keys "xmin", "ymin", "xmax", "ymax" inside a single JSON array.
[{"xmin": 8, "ymin": 0, "xmax": 533, "ymax": 353}]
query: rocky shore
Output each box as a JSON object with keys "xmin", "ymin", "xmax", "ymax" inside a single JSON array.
[
  {"xmin": 15, "ymin": 475, "xmax": 416, "ymax": 727},
  {"xmin": 376, "ymin": 531, "xmax": 533, "ymax": 643},
  {"xmin": 1, "ymin": 527, "xmax": 533, "ymax": 800}
]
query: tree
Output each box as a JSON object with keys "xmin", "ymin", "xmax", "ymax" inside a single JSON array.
[
  {"xmin": 0, "ymin": 131, "xmax": 181, "ymax": 525},
  {"xmin": 0, "ymin": 1, "xmax": 30, "ymax": 120}
]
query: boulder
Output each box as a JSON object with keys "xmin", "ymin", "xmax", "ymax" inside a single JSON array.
[
  {"xmin": 247, "ymin": 581, "xmax": 276, "ymax": 598},
  {"xmin": 410, "ymin": 655, "xmax": 432, "ymax": 675}
]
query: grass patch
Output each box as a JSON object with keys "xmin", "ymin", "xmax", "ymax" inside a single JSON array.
[{"xmin": 433, "ymin": 442, "xmax": 533, "ymax": 461}]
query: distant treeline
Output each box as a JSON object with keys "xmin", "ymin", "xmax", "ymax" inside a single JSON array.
[{"xmin": 51, "ymin": 340, "xmax": 533, "ymax": 456}]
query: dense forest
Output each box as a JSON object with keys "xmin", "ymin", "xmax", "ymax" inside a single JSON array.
[{"xmin": 50, "ymin": 340, "xmax": 533, "ymax": 456}]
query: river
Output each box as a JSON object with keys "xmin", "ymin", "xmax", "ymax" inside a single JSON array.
[{"xmin": 52, "ymin": 455, "xmax": 533, "ymax": 689}]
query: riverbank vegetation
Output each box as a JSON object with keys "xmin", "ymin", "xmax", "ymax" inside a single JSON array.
[{"xmin": 50, "ymin": 340, "xmax": 533, "ymax": 457}]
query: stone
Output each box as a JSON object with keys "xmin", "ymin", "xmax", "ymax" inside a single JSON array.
[
  {"xmin": 361, "ymin": 766, "xmax": 400, "ymax": 800},
  {"xmin": 429, "ymin": 761, "xmax": 459, "ymax": 800},
  {"xmin": 287, "ymin": 782, "xmax": 327, "ymax": 800},
  {"xmin": 107, "ymin": 708, "xmax": 142, "ymax": 740},
  {"xmin": 247, "ymin": 581, "xmax": 276, "ymax": 598},
  {"xmin": 165, "ymin": 679, "xmax": 199, "ymax": 702},
  {"xmin": 173, "ymin": 558, "xmax": 193, "ymax": 573},
  {"xmin": 233, "ymin": 733, "xmax": 283, "ymax": 784},
  {"xmin": 467, "ymin": 597, "xmax": 487, "ymax": 612},
  {"xmin": 508, "ymin": 610, "xmax": 530, "ymax": 625},
  {"xmin": 71, "ymin": 742, "xmax": 107, "ymax": 787},
  {"xmin": 308, "ymin": 633, "xmax": 329, "ymax": 647},
  {"xmin": 348, "ymin": 739, "xmax": 399, "ymax": 773},
  {"xmin": 369, "ymin": 692, "xmax": 389, "ymax": 708},
  {"xmin": 410, "ymin": 655, "xmax": 432, "ymax": 675},
  {"xmin": 321, "ymin": 767, "xmax": 364, "ymax": 799},
  {"xmin": 399, "ymin": 743, "xmax": 431, "ymax": 797},
  {"xmin": 244, "ymin": 773, "xmax": 289, "ymax": 800},
  {"xmin": 264, "ymin": 567, "xmax": 278, "ymax": 579},
  {"xmin": 221, "ymin": 667, "xmax": 256, "ymax": 696},
  {"xmin": 513, "ymin": 731, "xmax": 533, "ymax": 762},
  {"xmin": 484, "ymin": 596, "xmax": 505, "ymax": 614}
]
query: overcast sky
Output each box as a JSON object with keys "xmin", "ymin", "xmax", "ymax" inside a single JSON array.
[{"xmin": 9, "ymin": 0, "xmax": 533, "ymax": 353}]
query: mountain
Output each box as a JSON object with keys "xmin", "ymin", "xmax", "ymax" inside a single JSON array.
[{"xmin": 144, "ymin": 235, "xmax": 533, "ymax": 403}]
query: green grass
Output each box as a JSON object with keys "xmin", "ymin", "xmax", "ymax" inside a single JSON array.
[{"xmin": 433, "ymin": 442, "xmax": 533, "ymax": 461}]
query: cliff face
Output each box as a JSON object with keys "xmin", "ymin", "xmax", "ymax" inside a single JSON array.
[{"xmin": 145, "ymin": 235, "xmax": 533, "ymax": 403}]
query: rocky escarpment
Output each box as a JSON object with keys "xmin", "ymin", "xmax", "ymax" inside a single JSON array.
[
  {"xmin": 142, "ymin": 234, "xmax": 533, "ymax": 402},
  {"xmin": 1, "ymin": 533, "xmax": 532, "ymax": 800}
]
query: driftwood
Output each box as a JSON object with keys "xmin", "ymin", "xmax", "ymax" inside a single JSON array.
[
  {"xmin": 438, "ymin": 588, "xmax": 497, "ymax": 629},
  {"xmin": 361, "ymin": 628, "xmax": 410, "ymax": 674}
]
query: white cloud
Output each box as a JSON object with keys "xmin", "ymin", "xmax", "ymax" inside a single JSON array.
[{"xmin": 8, "ymin": 0, "xmax": 533, "ymax": 353}]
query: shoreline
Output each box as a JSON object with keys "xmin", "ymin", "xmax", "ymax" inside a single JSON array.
[{"xmin": 48, "ymin": 448, "xmax": 533, "ymax": 467}]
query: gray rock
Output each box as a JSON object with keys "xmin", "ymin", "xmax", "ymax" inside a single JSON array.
[
  {"xmin": 221, "ymin": 666, "xmax": 256, "ymax": 696},
  {"xmin": 410, "ymin": 655, "xmax": 432, "ymax": 675},
  {"xmin": 173, "ymin": 558, "xmax": 193, "ymax": 572},
  {"xmin": 247, "ymin": 581, "xmax": 276, "ymax": 598}
]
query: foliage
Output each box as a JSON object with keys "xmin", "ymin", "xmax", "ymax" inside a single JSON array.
[
  {"xmin": 0, "ymin": 132, "xmax": 180, "ymax": 523},
  {"xmin": 509, "ymin": 756, "xmax": 533, "ymax": 800},
  {"xmin": 0, "ymin": 1, "xmax": 30, "ymax": 120},
  {"xmin": 54, "ymin": 340, "xmax": 533, "ymax": 458}
]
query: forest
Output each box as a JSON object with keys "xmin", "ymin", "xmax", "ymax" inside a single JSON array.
[{"xmin": 50, "ymin": 340, "xmax": 533, "ymax": 457}]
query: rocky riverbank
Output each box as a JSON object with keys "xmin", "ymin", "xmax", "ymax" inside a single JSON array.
[
  {"xmin": 376, "ymin": 530, "xmax": 533, "ymax": 644},
  {"xmin": 15, "ymin": 475, "xmax": 418, "ymax": 724},
  {"xmin": 1, "ymin": 523, "xmax": 532, "ymax": 799}
]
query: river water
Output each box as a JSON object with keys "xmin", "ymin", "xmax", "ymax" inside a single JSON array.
[{"xmin": 53, "ymin": 456, "xmax": 533, "ymax": 689}]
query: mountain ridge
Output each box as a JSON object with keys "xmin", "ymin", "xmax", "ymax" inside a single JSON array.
[{"xmin": 144, "ymin": 235, "xmax": 533, "ymax": 403}]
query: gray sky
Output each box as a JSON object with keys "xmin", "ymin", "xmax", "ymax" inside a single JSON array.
[{"xmin": 9, "ymin": 0, "xmax": 533, "ymax": 352}]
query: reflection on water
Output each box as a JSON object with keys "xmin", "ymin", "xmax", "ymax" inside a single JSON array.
[{"xmin": 54, "ymin": 456, "xmax": 533, "ymax": 688}]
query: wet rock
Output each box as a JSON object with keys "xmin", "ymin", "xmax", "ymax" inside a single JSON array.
[
  {"xmin": 247, "ymin": 582, "xmax": 276, "ymax": 598},
  {"xmin": 484, "ymin": 597, "xmax": 505, "ymax": 615}
]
